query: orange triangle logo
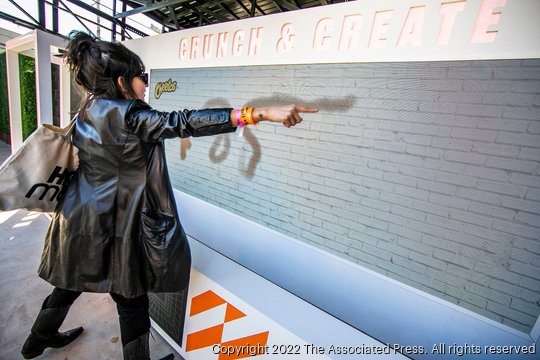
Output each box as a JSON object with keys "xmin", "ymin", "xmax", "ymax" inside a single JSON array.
[
  {"xmin": 190, "ymin": 290, "xmax": 226, "ymax": 316},
  {"xmin": 224, "ymin": 303, "xmax": 246, "ymax": 323}
]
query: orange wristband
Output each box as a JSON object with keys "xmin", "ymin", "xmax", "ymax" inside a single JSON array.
[{"xmin": 240, "ymin": 107, "xmax": 254, "ymax": 125}]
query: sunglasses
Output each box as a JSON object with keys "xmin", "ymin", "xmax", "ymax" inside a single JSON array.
[{"xmin": 138, "ymin": 72, "xmax": 149, "ymax": 87}]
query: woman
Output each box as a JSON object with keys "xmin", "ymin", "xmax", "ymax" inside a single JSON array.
[{"xmin": 21, "ymin": 31, "xmax": 317, "ymax": 359}]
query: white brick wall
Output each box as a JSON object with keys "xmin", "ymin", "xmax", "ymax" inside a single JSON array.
[{"xmin": 150, "ymin": 60, "xmax": 540, "ymax": 333}]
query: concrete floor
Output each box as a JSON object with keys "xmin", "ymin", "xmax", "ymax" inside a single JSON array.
[{"xmin": 0, "ymin": 141, "xmax": 180, "ymax": 359}]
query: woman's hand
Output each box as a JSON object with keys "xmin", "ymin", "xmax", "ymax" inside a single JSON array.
[{"xmin": 253, "ymin": 105, "xmax": 318, "ymax": 128}]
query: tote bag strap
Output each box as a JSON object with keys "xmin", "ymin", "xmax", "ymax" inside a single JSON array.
[
  {"xmin": 63, "ymin": 115, "xmax": 78, "ymax": 137},
  {"xmin": 42, "ymin": 114, "xmax": 78, "ymax": 140}
]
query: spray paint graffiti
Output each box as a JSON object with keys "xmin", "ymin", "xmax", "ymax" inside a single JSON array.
[
  {"xmin": 180, "ymin": 94, "xmax": 356, "ymax": 179},
  {"xmin": 209, "ymin": 134, "xmax": 230, "ymax": 164}
]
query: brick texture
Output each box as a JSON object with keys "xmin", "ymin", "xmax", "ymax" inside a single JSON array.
[{"xmin": 150, "ymin": 60, "xmax": 540, "ymax": 333}]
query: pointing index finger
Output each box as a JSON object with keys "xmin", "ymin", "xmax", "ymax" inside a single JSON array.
[{"xmin": 295, "ymin": 105, "xmax": 319, "ymax": 113}]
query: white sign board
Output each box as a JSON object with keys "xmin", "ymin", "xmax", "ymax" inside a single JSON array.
[{"xmin": 125, "ymin": 0, "xmax": 540, "ymax": 69}]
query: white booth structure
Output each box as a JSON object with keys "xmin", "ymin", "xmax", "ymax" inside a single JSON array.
[
  {"xmin": 169, "ymin": 191, "xmax": 536, "ymax": 360},
  {"xmin": 5, "ymin": 30, "xmax": 71, "ymax": 151},
  {"xmin": 125, "ymin": 1, "xmax": 540, "ymax": 358}
]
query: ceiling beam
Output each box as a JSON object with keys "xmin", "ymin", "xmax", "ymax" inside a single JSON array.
[
  {"xmin": 269, "ymin": 0, "xmax": 285, "ymax": 12},
  {"xmin": 253, "ymin": 1, "xmax": 266, "ymax": 16},
  {"xmin": 219, "ymin": 2, "xmax": 240, "ymax": 20},
  {"xmin": 250, "ymin": 0, "xmax": 256, "ymax": 17},
  {"xmin": 38, "ymin": 0, "xmax": 46, "ymax": 27},
  {"xmin": 52, "ymin": 0, "xmax": 59, "ymax": 32},
  {"xmin": 192, "ymin": 1, "xmax": 231, "ymax": 23},
  {"xmin": 167, "ymin": 5, "xmax": 181, "ymax": 29},
  {"xmin": 65, "ymin": 0, "xmax": 148, "ymax": 37},
  {"xmin": 121, "ymin": 0, "xmax": 175, "ymax": 29},
  {"xmin": 235, "ymin": 0, "xmax": 251, "ymax": 17},
  {"xmin": 0, "ymin": 11, "xmax": 42, "ymax": 31},
  {"xmin": 57, "ymin": 0, "xmax": 97, "ymax": 38},
  {"xmin": 172, "ymin": 1, "xmax": 229, "ymax": 25},
  {"xmin": 177, "ymin": 4, "xmax": 212, "ymax": 25},
  {"xmin": 114, "ymin": 0, "xmax": 186, "ymax": 18},
  {"xmin": 8, "ymin": 0, "xmax": 43, "ymax": 28},
  {"xmin": 272, "ymin": 0, "xmax": 299, "ymax": 11}
]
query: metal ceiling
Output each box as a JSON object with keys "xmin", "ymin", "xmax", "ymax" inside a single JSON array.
[
  {"xmin": 1, "ymin": 0, "xmax": 350, "ymax": 41},
  {"xmin": 116, "ymin": 0, "xmax": 348, "ymax": 32}
]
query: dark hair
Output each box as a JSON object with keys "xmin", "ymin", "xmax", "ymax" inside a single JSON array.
[{"xmin": 64, "ymin": 31, "xmax": 145, "ymax": 115}]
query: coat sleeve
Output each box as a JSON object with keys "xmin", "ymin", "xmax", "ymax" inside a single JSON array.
[{"xmin": 125, "ymin": 99, "xmax": 236, "ymax": 143}]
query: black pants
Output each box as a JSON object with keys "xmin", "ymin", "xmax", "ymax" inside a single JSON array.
[{"xmin": 45, "ymin": 287, "xmax": 151, "ymax": 346}]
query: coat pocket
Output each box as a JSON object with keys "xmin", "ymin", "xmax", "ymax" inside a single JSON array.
[{"xmin": 140, "ymin": 210, "xmax": 175, "ymax": 284}]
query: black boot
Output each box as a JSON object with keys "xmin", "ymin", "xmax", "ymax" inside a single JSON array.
[
  {"xmin": 21, "ymin": 298, "xmax": 84, "ymax": 359},
  {"xmin": 123, "ymin": 332, "xmax": 174, "ymax": 360}
]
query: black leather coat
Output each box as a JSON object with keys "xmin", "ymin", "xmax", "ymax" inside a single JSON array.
[{"xmin": 38, "ymin": 99, "xmax": 235, "ymax": 298}]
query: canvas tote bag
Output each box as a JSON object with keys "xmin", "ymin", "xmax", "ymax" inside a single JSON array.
[{"xmin": 0, "ymin": 119, "xmax": 79, "ymax": 213}]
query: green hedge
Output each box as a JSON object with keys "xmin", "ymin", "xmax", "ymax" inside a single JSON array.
[
  {"xmin": 19, "ymin": 54, "xmax": 37, "ymax": 140},
  {"xmin": 0, "ymin": 52, "xmax": 38, "ymax": 142}
]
